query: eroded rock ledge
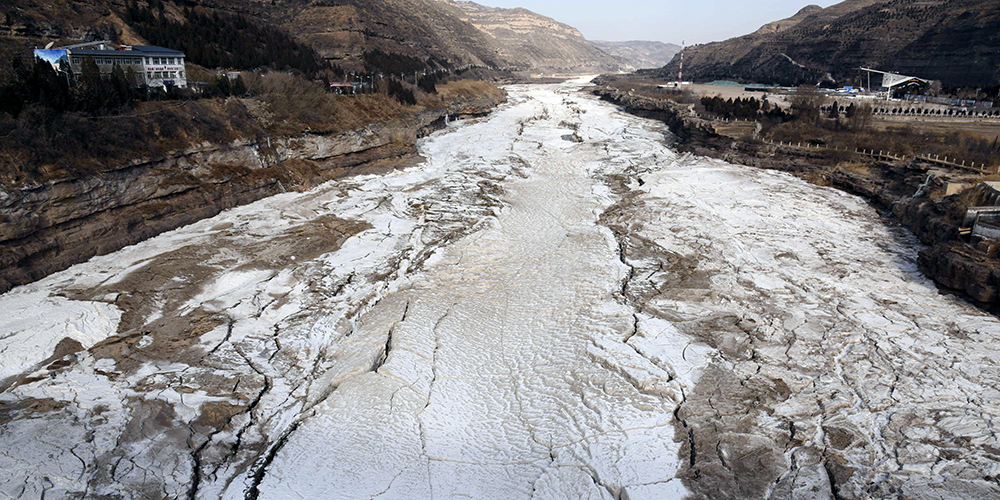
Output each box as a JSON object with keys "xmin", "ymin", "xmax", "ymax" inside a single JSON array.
[
  {"xmin": 0, "ymin": 92, "xmax": 505, "ymax": 293},
  {"xmin": 593, "ymin": 85, "xmax": 1000, "ymax": 310}
]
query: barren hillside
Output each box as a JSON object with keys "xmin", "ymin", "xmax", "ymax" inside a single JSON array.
[{"xmin": 657, "ymin": 0, "xmax": 1000, "ymax": 86}]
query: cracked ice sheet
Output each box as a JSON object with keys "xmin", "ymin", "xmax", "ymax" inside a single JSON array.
[
  {"xmin": 626, "ymin": 154, "xmax": 1000, "ymax": 495},
  {"xmin": 258, "ymin": 81, "xmax": 697, "ymax": 499},
  {"xmin": 0, "ymin": 290, "xmax": 120, "ymax": 382},
  {"xmin": 0, "ymin": 91, "xmax": 533, "ymax": 496}
]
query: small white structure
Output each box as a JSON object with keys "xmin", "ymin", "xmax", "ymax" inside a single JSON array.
[
  {"xmin": 859, "ymin": 67, "xmax": 928, "ymax": 95},
  {"xmin": 657, "ymin": 82, "xmax": 691, "ymax": 89}
]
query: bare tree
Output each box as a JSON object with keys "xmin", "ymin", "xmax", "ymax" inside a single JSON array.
[
  {"xmin": 850, "ymin": 102, "xmax": 874, "ymax": 132},
  {"xmin": 929, "ymin": 80, "xmax": 942, "ymax": 97},
  {"xmin": 789, "ymin": 85, "xmax": 822, "ymax": 124}
]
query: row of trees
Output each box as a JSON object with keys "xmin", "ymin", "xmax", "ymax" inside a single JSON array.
[
  {"xmin": 362, "ymin": 50, "xmax": 428, "ymax": 76},
  {"xmin": 0, "ymin": 57, "xmax": 144, "ymax": 117},
  {"xmin": 0, "ymin": 56, "xmax": 249, "ymax": 119},
  {"xmin": 700, "ymin": 96, "xmax": 787, "ymax": 120},
  {"xmin": 417, "ymin": 73, "xmax": 439, "ymax": 94},
  {"xmin": 386, "ymin": 78, "xmax": 416, "ymax": 105},
  {"xmin": 790, "ymin": 92, "xmax": 874, "ymax": 130}
]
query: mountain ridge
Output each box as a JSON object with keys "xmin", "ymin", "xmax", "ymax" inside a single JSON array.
[
  {"xmin": 0, "ymin": 0, "xmax": 618, "ymax": 74},
  {"xmin": 657, "ymin": 0, "xmax": 1000, "ymax": 87},
  {"xmin": 449, "ymin": 0, "xmax": 619, "ymax": 72},
  {"xmin": 592, "ymin": 40, "xmax": 681, "ymax": 70}
]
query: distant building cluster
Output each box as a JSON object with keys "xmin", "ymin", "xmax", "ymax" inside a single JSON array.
[
  {"xmin": 34, "ymin": 41, "xmax": 187, "ymax": 89},
  {"xmin": 903, "ymin": 94, "xmax": 994, "ymax": 109}
]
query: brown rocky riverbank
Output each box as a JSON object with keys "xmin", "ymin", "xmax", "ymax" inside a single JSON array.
[
  {"xmin": 0, "ymin": 85, "xmax": 506, "ymax": 293},
  {"xmin": 593, "ymin": 85, "xmax": 1000, "ymax": 310}
]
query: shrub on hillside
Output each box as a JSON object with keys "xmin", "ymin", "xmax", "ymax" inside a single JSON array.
[
  {"xmin": 387, "ymin": 78, "xmax": 417, "ymax": 105},
  {"xmin": 125, "ymin": 3, "xmax": 332, "ymax": 76},
  {"xmin": 418, "ymin": 73, "xmax": 438, "ymax": 94},
  {"xmin": 362, "ymin": 50, "xmax": 426, "ymax": 75}
]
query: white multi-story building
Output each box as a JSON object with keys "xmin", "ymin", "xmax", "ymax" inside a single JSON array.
[{"xmin": 35, "ymin": 42, "xmax": 187, "ymax": 89}]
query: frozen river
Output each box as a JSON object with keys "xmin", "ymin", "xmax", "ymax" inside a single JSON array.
[{"xmin": 2, "ymin": 80, "xmax": 1000, "ymax": 500}]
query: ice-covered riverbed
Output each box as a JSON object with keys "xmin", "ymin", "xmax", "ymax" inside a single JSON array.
[{"xmin": 2, "ymin": 80, "xmax": 999, "ymax": 500}]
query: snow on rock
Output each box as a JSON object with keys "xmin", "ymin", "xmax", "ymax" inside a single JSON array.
[
  {"xmin": 0, "ymin": 289, "xmax": 121, "ymax": 383},
  {"xmin": 607, "ymin": 152, "xmax": 1000, "ymax": 498}
]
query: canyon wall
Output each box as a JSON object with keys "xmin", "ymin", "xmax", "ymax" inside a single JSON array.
[{"xmin": 0, "ymin": 92, "xmax": 505, "ymax": 293}]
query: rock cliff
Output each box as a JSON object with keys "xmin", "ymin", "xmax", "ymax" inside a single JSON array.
[
  {"xmin": 591, "ymin": 86, "xmax": 718, "ymax": 143},
  {"xmin": 0, "ymin": 88, "xmax": 506, "ymax": 293}
]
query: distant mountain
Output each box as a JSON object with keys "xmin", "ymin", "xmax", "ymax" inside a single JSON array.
[
  {"xmin": 281, "ymin": 0, "xmax": 505, "ymax": 70},
  {"xmin": 0, "ymin": 0, "xmax": 619, "ymax": 74},
  {"xmin": 591, "ymin": 40, "xmax": 681, "ymax": 70},
  {"xmin": 450, "ymin": 1, "xmax": 620, "ymax": 72},
  {"xmin": 657, "ymin": 0, "xmax": 1000, "ymax": 87}
]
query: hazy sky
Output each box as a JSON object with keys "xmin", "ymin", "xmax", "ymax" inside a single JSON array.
[{"xmin": 476, "ymin": 0, "xmax": 841, "ymax": 45}]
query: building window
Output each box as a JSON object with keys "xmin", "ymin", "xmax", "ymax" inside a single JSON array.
[
  {"xmin": 147, "ymin": 58, "xmax": 152, "ymax": 64},
  {"xmin": 179, "ymin": 71, "xmax": 184, "ymax": 79},
  {"xmin": 147, "ymin": 72, "xmax": 152, "ymax": 79}
]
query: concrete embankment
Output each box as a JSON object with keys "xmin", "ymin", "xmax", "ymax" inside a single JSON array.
[
  {"xmin": 593, "ymin": 85, "xmax": 1000, "ymax": 309},
  {"xmin": 0, "ymin": 92, "xmax": 506, "ymax": 293}
]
